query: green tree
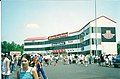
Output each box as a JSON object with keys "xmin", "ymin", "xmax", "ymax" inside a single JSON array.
[
  {"xmin": 117, "ymin": 43, "xmax": 120, "ymax": 55},
  {"xmin": 1, "ymin": 41, "xmax": 24, "ymax": 55},
  {"xmin": 1, "ymin": 41, "xmax": 9, "ymax": 52}
]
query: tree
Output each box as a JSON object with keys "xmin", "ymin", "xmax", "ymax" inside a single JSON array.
[
  {"xmin": 1, "ymin": 41, "xmax": 10, "ymax": 53},
  {"xmin": 117, "ymin": 43, "xmax": 120, "ymax": 55},
  {"xmin": 1, "ymin": 41, "xmax": 24, "ymax": 55}
]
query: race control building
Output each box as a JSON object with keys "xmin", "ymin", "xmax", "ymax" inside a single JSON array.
[{"xmin": 24, "ymin": 16, "xmax": 117, "ymax": 56}]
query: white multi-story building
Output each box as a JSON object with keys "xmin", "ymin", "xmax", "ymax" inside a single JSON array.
[{"xmin": 24, "ymin": 16, "xmax": 117, "ymax": 56}]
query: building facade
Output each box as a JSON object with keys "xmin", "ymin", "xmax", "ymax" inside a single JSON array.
[{"xmin": 24, "ymin": 16, "xmax": 117, "ymax": 56}]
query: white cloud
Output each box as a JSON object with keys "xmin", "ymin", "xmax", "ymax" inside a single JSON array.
[{"xmin": 26, "ymin": 23, "xmax": 39, "ymax": 29}]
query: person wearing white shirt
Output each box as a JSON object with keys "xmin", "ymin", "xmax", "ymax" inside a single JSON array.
[{"xmin": 2, "ymin": 54, "xmax": 11, "ymax": 79}]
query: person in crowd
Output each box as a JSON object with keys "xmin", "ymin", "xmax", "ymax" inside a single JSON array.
[
  {"xmin": 11, "ymin": 54, "xmax": 17, "ymax": 73},
  {"xmin": 79, "ymin": 54, "xmax": 84, "ymax": 64},
  {"xmin": 108, "ymin": 54, "xmax": 113, "ymax": 67},
  {"xmin": 88, "ymin": 55, "xmax": 92, "ymax": 64},
  {"xmin": 49, "ymin": 55, "xmax": 53, "ymax": 65},
  {"xmin": 63, "ymin": 55, "xmax": 67, "ymax": 65},
  {"xmin": 68, "ymin": 54, "xmax": 72, "ymax": 64},
  {"xmin": 104, "ymin": 55, "xmax": 109, "ymax": 66},
  {"xmin": 84, "ymin": 54, "xmax": 89, "ymax": 67},
  {"xmin": 43, "ymin": 55, "xmax": 49, "ymax": 66},
  {"xmin": 33, "ymin": 55, "xmax": 38, "ymax": 67},
  {"xmin": 100, "ymin": 54, "xmax": 105, "ymax": 66},
  {"xmin": 1, "ymin": 54, "xmax": 5, "ymax": 79},
  {"xmin": 16, "ymin": 54, "xmax": 39, "ymax": 79},
  {"xmin": 32, "ymin": 54, "xmax": 42, "ymax": 79},
  {"xmin": 13, "ymin": 54, "xmax": 18, "ymax": 70},
  {"xmin": 74, "ymin": 54, "xmax": 78, "ymax": 64},
  {"xmin": 36, "ymin": 54, "xmax": 48, "ymax": 79},
  {"xmin": 96, "ymin": 55, "xmax": 101, "ymax": 66},
  {"xmin": 54, "ymin": 55, "xmax": 59, "ymax": 66},
  {"xmin": 91, "ymin": 55, "xmax": 95, "ymax": 64},
  {"xmin": 17, "ymin": 56, "xmax": 21, "ymax": 67},
  {"xmin": 2, "ymin": 54, "xmax": 11, "ymax": 79}
]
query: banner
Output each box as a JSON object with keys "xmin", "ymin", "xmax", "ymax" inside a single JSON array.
[{"xmin": 101, "ymin": 27, "xmax": 116, "ymax": 42}]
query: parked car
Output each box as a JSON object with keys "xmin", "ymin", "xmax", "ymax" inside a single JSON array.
[{"xmin": 112, "ymin": 55, "xmax": 120, "ymax": 68}]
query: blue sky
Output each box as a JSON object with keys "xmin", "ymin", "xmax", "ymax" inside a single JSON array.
[{"xmin": 1, "ymin": 0, "xmax": 120, "ymax": 44}]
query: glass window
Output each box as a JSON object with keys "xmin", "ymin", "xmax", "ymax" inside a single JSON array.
[
  {"xmin": 84, "ymin": 28, "xmax": 90, "ymax": 35},
  {"xmin": 91, "ymin": 27, "xmax": 101, "ymax": 33},
  {"xmin": 92, "ymin": 38, "xmax": 101, "ymax": 45}
]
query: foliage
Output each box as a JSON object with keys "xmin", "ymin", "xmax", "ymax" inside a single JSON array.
[
  {"xmin": 1, "ymin": 41, "xmax": 24, "ymax": 54},
  {"xmin": 117, "ymin": 43, "xmax": 120, "ymax": 55}
]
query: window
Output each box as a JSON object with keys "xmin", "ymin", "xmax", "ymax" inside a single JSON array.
[
  {"xmin": 91, "ymin": 27, "xmax": 101, "ymax": 33},
  {"xmin": 92, "ymin": 38, "xmax": 101, "ymax": 45}
]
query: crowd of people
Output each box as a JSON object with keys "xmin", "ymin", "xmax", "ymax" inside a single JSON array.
[
  {"xmin": 62, "ymin": 54, "xmax": 115, "ymax": 67},
  {"xmin": 1, "ymin": 53, "xmax": 48, "ymax": 79},
  {"xmin": 1, "ymin": 52, "xmax": 116, "ymax": 79}
]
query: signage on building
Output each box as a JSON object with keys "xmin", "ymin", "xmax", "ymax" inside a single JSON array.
[
  {"xmin": 101, "ymin": 27, "xmax": 116, "ymax": 42},
  {"xmin": 48, "ymin": 32, "xmax": 68, "ymax": 40},
  {"xmin": 52, "ymin": 42, "xmax": 65, "ymax": 46},
  {"xmin": 52, "ymin": 49, "xmax": 65, "ymax": 54}
]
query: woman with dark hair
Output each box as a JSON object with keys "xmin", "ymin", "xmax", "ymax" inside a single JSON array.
[{"xmin": 16, "ymin": 54, "xmax": 39, "ymax": 79}]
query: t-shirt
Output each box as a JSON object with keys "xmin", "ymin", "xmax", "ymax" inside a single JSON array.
[
  {"xmin": 1, "ymin": 60, "xmax": 5, "ymax": 74},
  {"xmin": 38, "ymin": 56, "xmax": 42, "ymax": 63},
  {"xmin": 3, "ymin": 57, "xmax": 11, "ymax": 75}
]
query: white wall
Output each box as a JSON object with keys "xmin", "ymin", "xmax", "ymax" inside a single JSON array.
[
  {"xmin": 90, "ymin": 33, "xmax": 101, "ymax": 39},
  {"xmin": 24, "ymin": 51, "xmax": 47, "ymax": 54},
  {"xmin": 90, "ymin": 17, "xmax": 116, "ymax": 27},
  {"xmin": 24, "ymin": 44, "xmax": 52, "ymax": 48},
  {"xmin": 101, "ymin": 42, "xmax": 117, "ymax": 55},
  {"xmin": 91, "ymin": 45, "xmax": 102, "ymax": 50}
]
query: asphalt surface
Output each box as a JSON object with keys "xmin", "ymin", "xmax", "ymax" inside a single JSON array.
[{"xmin": 10, "ymin": 63, "xmax": 120, "ymax": 79}]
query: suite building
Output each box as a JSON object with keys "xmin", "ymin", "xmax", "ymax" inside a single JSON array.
[{"xmin": 24, "ymin": 16, "xmax": 117, "ymax": 56}]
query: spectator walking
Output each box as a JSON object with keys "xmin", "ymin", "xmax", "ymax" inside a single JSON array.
[{"xmin": 36, "ymin": 54, "xmax": 48, "ymax": 79}]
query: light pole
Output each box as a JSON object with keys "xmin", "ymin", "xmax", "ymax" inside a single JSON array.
[
  {"xmin": 95, "ymin": 0, "xmax": 97, "ymax": 56},
  {"xmin": 77, "ymin": 35, "xmax": 79, "ymax": 55}
]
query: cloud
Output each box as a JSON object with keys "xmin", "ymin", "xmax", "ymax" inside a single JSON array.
[{"xmin": 26, "ymin": 23, "xmax": 39, "ymax": 29}]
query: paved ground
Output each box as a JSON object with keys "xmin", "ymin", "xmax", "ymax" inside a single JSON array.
[
  {"xmin": 10, "ymin": 63, "xmax": 120, "ymax": 79},
  {"xmin": 44, "ymin": 64, "xmax": 120, "ymax": 79}
]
